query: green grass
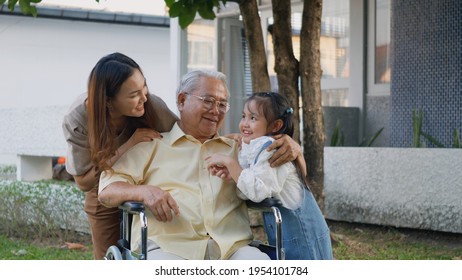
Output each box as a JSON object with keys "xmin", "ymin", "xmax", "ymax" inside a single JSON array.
[
  {"xmin": 0, "ymin": 234, "xmax": 93, "ymax": 260},
  {"xmin": 330, "ymin": 220, "xmax": 462, "ymax": 260},
  {"xmin": 1, "ymin": 220, "xmax": 461, "ymax": 260}
]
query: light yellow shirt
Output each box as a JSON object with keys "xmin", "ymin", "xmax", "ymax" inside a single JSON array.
[{"xmin": 99, "ymin": 123, "xmax": 253, "ymax": 259}]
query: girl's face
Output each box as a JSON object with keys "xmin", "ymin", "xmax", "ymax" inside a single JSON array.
[
  {"xmin": 110, "ymin": 69, "xmax": 148, "ymax": 119},
  {"xmin": 239, "ymin": 100, "xmax": 270, "ymax": 144}
]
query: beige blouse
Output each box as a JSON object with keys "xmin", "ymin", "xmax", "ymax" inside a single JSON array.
[{"xmin": 62, "ymin": 92, "xmax": 178, "ymax": 176}]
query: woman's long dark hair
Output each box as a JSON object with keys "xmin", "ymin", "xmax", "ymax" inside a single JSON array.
[{"xmin": 87, "ymin": 52, "xmax": 157, "ymax": 172}]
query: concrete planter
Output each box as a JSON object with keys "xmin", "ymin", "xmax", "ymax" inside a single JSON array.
[{"xmin": 324, "ymin": 147, "xmax": 462, "ymax": 233}]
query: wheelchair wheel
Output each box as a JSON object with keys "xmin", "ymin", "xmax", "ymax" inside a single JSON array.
[{"xmin": 104, "ymin": 245, "xmax": 123, "ymax": 260}]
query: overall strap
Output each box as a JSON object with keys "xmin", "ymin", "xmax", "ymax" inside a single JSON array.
[{"xmin": 254, "ymin": 140, "xmax": 273, "ymax": 164}]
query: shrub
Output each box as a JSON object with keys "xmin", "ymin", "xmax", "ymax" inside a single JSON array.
[{"xmin": 0, "ymin": 180, "xmax": 88, "ymax": 240}]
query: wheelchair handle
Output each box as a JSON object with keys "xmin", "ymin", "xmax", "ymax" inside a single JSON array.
[
  {"xmin": 246, "ymin": 197, "xmax": 283, "ymax": 209},
  {"xmin": 119, "ymin": 201, "xmax": 145, "ymax": 214}
]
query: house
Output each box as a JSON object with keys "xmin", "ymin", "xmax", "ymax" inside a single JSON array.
[{"xmin": 0, "ymin": 3, "xmax": 175, "ymax": 180}]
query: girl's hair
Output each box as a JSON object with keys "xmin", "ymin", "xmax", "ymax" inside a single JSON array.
[
  {"xmin": 87, "ymin": 52, "xmax": 157, "ymax": 172},
  {"xmin": 245, "ymin": 92, "xmax": 294, "ymax": 137},
  {"xmin": 247, "ymin": 92, "xmax": 310, "ymax": 190}
]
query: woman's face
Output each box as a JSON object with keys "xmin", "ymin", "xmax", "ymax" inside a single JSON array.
[{"xmin": 110, "ymin": 69, "xmax": 148, "ymax": 118}]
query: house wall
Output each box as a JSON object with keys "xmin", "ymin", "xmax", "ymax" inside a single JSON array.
[
  {"xmin": 0, "ymin": 14, "xmax": 175, "ymax": 165},
  {"xmin": 390, "ymin": 0, "xmax": 462, "ymax": 148}
]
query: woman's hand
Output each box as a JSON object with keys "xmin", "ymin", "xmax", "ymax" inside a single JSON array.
[
  {"xmin": 127, "ymin": 128, "xmax": 162, "ymax": 147},
  {"xmin": 267, "ymin": 134, "xmax": 302, "ymax": 167}
]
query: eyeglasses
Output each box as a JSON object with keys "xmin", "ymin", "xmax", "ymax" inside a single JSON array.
[{"xmin": 184, "ymin": 92, "xmax": 230, "ymax": 113}]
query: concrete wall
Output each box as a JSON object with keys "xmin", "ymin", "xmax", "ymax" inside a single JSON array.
[
  {"xmin": 324, "ymin": 147, "xmax": 462, "ymax": 233},
  {"xmin": 0, "ymin": 14, "xmax": 176, "ymax": 167}
]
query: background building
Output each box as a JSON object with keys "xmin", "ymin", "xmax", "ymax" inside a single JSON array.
[{"xmin": 0, "ymin": 3, "xmax": 174, "ymax": 179}]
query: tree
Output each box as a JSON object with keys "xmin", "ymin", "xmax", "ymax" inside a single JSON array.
[
  {"xmin": 166, "ymin": 0, "xmax": 326, "ymax": 209},
  {"xmin": 6, "ymin": 0, "xmax": 325, "ymax": 208}
]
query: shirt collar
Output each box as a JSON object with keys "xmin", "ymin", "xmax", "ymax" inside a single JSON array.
[{"xmin": 163, "ymin": 122, "xmax": 234, "ymax": 148}]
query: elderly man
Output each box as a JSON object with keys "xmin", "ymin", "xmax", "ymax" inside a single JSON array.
[{"xmin": 99, "ymin": 70, "xmax": 301, "ymax": 260}]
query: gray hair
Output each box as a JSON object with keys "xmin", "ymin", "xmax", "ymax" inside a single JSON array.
[{"xmin": 175, "ymin": 69, "xmax": 230, "ymax": 100}]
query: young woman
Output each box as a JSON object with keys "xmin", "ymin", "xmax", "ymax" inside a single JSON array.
[
  {"xmin": 62, "ymin": 52, "xmax": 178, "ymax": 259},
  {"xmin": 205, "ymin": 92, "xmax": 333, "ymax": 260}
]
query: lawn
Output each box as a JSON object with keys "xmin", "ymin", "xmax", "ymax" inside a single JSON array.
[{"xmin": 1, "ymin": 220, "xmax": 461, "ymax": 260}]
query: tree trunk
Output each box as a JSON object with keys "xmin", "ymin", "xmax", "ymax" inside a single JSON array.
[
  {"xmin": 270, "ymin": 0, "xmax": 301, "ymax": 144},
  {"xmin": 299, "ymin": 0, "xmax": 325, "ymax": 209},
  {"xmin": 236, "ymin": 0, "xmax": 271, "ymax": 92}
]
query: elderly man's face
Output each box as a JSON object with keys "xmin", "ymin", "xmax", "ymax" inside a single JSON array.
[{"xmin": 178, "ymin": 76, "xmax": 228, "ymax": 142}]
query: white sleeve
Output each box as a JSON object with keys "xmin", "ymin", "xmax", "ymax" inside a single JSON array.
[{"xmin": 236, "ymin": 145, "xmax": 287, "ymax": 202}]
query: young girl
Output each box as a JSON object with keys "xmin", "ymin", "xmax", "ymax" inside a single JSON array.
[{"xmin": 205, "ymin": 92, "xmax": 333, "ymax": 260}]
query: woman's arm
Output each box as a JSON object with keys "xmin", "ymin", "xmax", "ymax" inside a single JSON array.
[{"xmin": 74, "ymin": 128, "xmax": 162, "ymax": 191}]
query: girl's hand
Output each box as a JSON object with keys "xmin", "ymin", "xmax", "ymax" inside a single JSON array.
[
  {"xmin": 205, "ymin": 154, "xmax": 233, "ymax": 181},
  {"xmin": 209, "ymin": 165, "xmax": 232, "ymax": 181},
  {"xmin": 224, "ymin": 133, "xmax": 243, "ymax": 149}
]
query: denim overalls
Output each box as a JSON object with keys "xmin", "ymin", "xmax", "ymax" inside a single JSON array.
[{"xmin": 262, "ymin": 186, "xmax": 333, "ymax": 260}]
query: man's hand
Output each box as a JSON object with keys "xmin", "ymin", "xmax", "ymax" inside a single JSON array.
[
  {"xmin": 143, "ymin": 185, "xmax": 179, "ymax": 223},
  {"xmin": 267, "ymin": 134, "xmax": 302, "ymax": 167}
]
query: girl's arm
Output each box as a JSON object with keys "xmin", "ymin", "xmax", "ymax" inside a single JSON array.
[
  {"xmin": 205, "ymin": 154, "xmax": 243, "ymax": 182},
  {"xmin": 236, "ymin": 147, "xmax": 286, "ymax": 202}
]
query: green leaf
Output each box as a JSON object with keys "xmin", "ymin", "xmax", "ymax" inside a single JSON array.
[
  {"xmin": 164, "ymin": 0, "xmax": 175, "ymax": 8},
  {"xmin": 359, "ymin": 127, "xmax": 384, "ymax": 147},
  {"xmin": 18, "ymin": 0, "xmax": 31, "ymax": 14},
  {"xmin": 8, "ymin": 0, "xmax": 19, "ymax": 11},
  {"xmin": 197, "ymin": 1, "xmax": 216, "ymax": 20},
  {"xmin": 179, "ymin": 11, "xmax": 196, "ymax": 29},
  {"xmin": 168, "ymin": 1, "xmax": 182, "ymax": 18},
  {"xmin": 29, "ymin": 0, "xmax": 42, "ymax": 3},
  {"xmin": 453, "ymin": 129, "xmax": 461, "ymax": 148},
  {"xmin": 0, "ymin": 0, "xmax": 7, "ymax": 6},
  {"xmin": 330, "ymin": 120, "xmax": 340, "ymax": 146},
  {"xmin": 412, "ymin": 109, "xmax": 423, "ymax": 147},
  {"xmin": 421, "ymin": 131, "xmax": 445, "ymax": 148},
  {"xmin": 178, "ymin": 5, "xmax": 197, "ymax": 29},
  {"xmin": 330, "ymin": 120, "xmax": 344, "ymax": 147},
  {"xmin": 29, "ymin": 5, "xmax": 36, "ymax": 16}
]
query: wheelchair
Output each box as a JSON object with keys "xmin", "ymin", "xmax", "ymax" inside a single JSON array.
[{"xmin": 104, "ymin": 198, "xmax": 285, "ymax": 260}]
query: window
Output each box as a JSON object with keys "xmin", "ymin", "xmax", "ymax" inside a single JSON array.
[
  {"xmin": 186, "ymin": 19, "xmax": 216, "ymax": 71},
  {"xmin": 368, "ymin": 0, "xmax": 391, "ymax": 95},
  {"xmin": 265, "ymin": 0, "xmax": 350, "ymax": 106},
  {"xmin": 375, "ymin": 0, "xmax": 390, "ymax": 84}
]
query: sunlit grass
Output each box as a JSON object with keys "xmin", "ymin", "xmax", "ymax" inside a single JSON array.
[
  {"xmin": 330, "ymin": 221, "xmax": 462, "ymax": 260},
  {"xmin": 0, "ymin": 234, "xmax": 93, "ymax": 260}
]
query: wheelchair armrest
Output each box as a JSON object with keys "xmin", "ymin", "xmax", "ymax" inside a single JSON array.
[
  {"xmin": 119, "ymin": 201, "xmax": 145, "ymax": 214},
  {"xmin": 246, "ymin": 197, "xmax": 282, "ymax": 209}
]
